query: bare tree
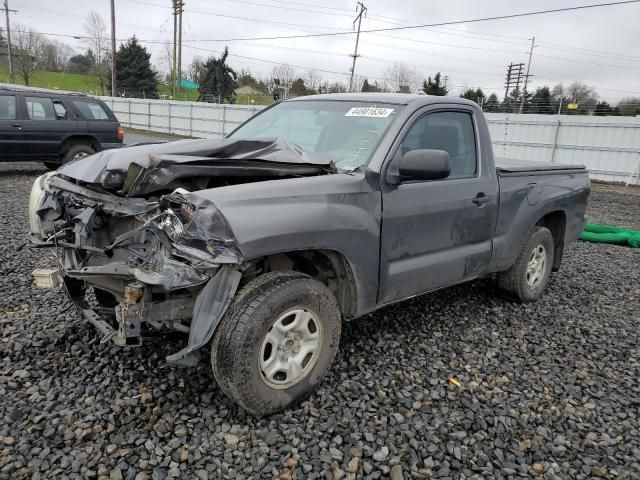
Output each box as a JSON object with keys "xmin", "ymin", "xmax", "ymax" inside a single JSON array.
[
  {"xmin": 552, "ymin": 82, "xmax": 599, "ymax": 113},
  {"xmin": 160, "ymin": 40, "xmax": 174, "ymax": 81},
  {"xmin": 36, "ymin": 39, "xmax": 73, "ymax": 72},
  {"xmin": 304, "ymin": 69, "xmax": 322, "ymax": 93},
  {"xmin": 383, "ymin": 61, "xmax": 419, "ymax": 93},
  {"xmin": 269, "ymin": 64, "xmax": 296, "ymax": 88},
  {"xmin": 350, "ymin": 75, "xmax": 366, "ymax": 93},
  {"xmin": 83, "ymin": 11, "xmax": 108, "ymax": 63},
  {"xmin": 12, "ymin": 24, "xmax": 42, "ymax": 86},
  {"xmin": 91, "ymin": 50, "xmax": 112, "ymax": 95},
  {"xmin": 187, "ymin": 56, "xmax": 205, "ymax": 83}
]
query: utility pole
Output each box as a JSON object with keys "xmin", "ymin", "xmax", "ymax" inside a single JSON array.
[
  {"xmin": 504, "ymin": 63, "xmax": 514, "ymax": 103},
  {"xmin": 348, "ymin": 2, "xmax": 366, "ymax": 93},
  {"xmin": 504, "ymin": 62, "xmax": 524, "ymax": 112},
  {"xmin": 171, "ymin": 0, "xmax": 184, "ymax": 99},
  {"xmin": 518, "ymin": 36, "xmax": 536, "ymax": 114},
  {"xmin": 177, "ymin": 1, "xmax": 183, "ymax": 99},
  {"xmin": 2, "ymin": 0, "xmax": 16, "ymax": 84},
  {"xmin": 110, "ymin": 0, "xmax": 117, "ymax": 96},
  {"xmin": 171, "ymin": 1, "xmax": 177, "ymax": 99}
]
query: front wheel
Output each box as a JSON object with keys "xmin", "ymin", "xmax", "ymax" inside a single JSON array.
[
  {"xmin": 211, "ymin": 271, "xmax": 341, "ymax": 416},
  {"xmin": 498, "ymin": 225, "xmax": 555, "ymax": 302}
]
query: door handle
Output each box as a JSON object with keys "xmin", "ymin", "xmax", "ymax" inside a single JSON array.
[
  {"xmin": 12, "ymin": 123, "xmax": 22, "ymax": 129},
  {"xmin": 472, "ymin": 193, "xmax": 490, "ymax": 206}
]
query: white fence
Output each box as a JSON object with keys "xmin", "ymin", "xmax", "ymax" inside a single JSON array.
[
  {"xmin": 99, "ymin": 97, "xmax": 640, "ymax": 185},
  {"xmin": 484, "ymin": 113, "xmax": 640, "ymax": 184},
  {"xmin": 98, "ymin": 97, "xmax": 262, "ymax": 139}
]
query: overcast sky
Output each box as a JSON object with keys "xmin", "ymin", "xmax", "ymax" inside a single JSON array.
[{"xmin": 11, "ymin": 0, "xmax": 640, "ymax": 102}]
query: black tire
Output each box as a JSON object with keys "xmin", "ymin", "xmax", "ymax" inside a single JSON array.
[
  {"xmin": 63, "ymin": 143, "xmax": 96, "ymax": 164},
  {"xmin": 498, "ymin": 225, "xmax": 555, "ymax": 302},
  {"xmin": 211, "ymin": 271, "xmax": 341, "ymax": 416},
  {"xmin": 43, "ymin": 162, "xmax": 61, "ymax": 170}
]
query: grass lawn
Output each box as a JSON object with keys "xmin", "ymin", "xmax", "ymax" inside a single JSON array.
[
  {"xmin": 0, "ymin": 67, "xmax": 274, "ymax": 105},
  {"xmin": 0, "ymin": 66, "xmax": 104, "ymax": 94}
]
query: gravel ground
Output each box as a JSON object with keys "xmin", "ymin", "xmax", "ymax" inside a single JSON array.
[{"xmin": 1, "ymin": 162, "xmax": 639, "ymax": 480}]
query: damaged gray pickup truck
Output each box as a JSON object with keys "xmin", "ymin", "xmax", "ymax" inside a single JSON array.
[{"xmin": 28, "ymin": 93, "xmax": 590, "ymax": 415}]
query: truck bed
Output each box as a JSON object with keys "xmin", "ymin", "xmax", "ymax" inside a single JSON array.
[{"xmin": 496, "ymin": 157, "xmax": 586, "ymax": 175}]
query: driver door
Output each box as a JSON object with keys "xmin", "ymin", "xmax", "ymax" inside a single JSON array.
[{"xmin": 378, "ymin": 106, "xmax": 499, "ymax": 305}]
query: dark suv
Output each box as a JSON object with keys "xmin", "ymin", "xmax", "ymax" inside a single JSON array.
[{"xmin": 0, "ymin": 88, "xmax": 123, "ymax": 169}]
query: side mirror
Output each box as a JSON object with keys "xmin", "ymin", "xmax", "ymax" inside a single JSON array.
[{"xmin": 396, "ymin": 149, "xmax": 451, "ymax": 181}]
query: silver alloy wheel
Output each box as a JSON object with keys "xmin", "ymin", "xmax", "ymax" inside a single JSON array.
[
  {"xmin": 526, "ymin": 243, "xmax": 547, "ymax": 288},
  {"xmin": 259, "ymin": 308, "xmax": 323, "ymax": 389},
  {"xmin": 73, "ymin": 152, "xmax": 90, "ymax": 160}
]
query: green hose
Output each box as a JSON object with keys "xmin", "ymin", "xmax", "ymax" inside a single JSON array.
[{"xmin": 580, "ymin": 223, "xmax": 640, "ymax": 248}]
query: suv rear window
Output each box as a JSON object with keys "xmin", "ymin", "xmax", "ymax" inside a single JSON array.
[
  {"xmin": 72, "ymin": 100, "xmax": 110, "ymax": 120},
  {"xmin": 0, "ymin": 96, "xmax": 17, "ymax": 120}
]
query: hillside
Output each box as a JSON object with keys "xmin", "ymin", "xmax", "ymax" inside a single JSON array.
[{"xmin": 0, "ymin": 67, "xmax": 273, "ymax": 104}]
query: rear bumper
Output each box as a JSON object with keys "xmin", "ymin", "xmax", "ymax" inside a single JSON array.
[{"xmin": 100, "ymin": 142, "xmax": 123, "ymax": 150}]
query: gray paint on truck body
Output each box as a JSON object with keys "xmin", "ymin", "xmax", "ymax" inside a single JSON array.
[{"xmin": 31, "ymin": 92, "xmax": 590, "ymax": 353}]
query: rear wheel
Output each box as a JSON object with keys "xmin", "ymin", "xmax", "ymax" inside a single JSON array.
[
  {"xmin": 211, "ymin": 271, "xmax": 341, "ymax": 416},
  {"xmin": 63, "ymin": 143, "xmax": 96, "ymax": 163},
  {"xmin": 498, "ymin": 226, "xmax": 554, "ymax": 302}
]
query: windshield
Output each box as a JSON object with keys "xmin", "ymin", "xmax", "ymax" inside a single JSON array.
[{"xmin": 229, "ymin": 100, "xmax": 403, "ymax": 170}]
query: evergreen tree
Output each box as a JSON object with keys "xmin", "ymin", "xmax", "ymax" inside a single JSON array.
[
  {"xmin": 528, "ymin": 87, "xmax": 554, "ymax": 114},
  {"xmin": 461, "ymin": 88, "xmax": 485, "ymax": 105},
  {"xmin": 68, "ymin": 49, "xmax": 96, "ymax": 74},
  {"xmin": 290, "ymin": 77, "xmax": 309, "ymax": 96},
  {"xmin": 593, "ymin": 101, "xmax": 614, "ymax": 116},
  {"xmin": 361, "ymin": 79, "xmax": 380, "ymax": 92},
  {"xmin": 110, "ymin": 37, "xmax": 158, "ymax": 98},
  {"xmin": 197, "ymin": 47, "xmax": 237, "ymax": 103},
  {"xmin": 483, "ymin": 93, "xmax": 501, "ymax": 112},
  {"xmin": 0, "ymin": 27, "xmax": 5, "ymax": 47},
  {"xmin": 422, "ymin": 72, "xmax": 448, "ymax": 96}
]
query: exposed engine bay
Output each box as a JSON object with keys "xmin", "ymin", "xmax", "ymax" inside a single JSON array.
[{"xmin": 28, "ymin": 138, "xmax": 335, "ymax": 363}]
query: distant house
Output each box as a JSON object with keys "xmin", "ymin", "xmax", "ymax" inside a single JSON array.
[{"xmin": 235, "ymin": 85, "xmax": 262, "ymax": 96}]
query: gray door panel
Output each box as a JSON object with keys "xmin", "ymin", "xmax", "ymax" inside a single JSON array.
[{"xmin": 378, "ymin": 107, "xmax": 499, "ymax": 305}]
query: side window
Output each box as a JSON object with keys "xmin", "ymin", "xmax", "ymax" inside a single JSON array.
[
  {"xmin": 72, "ymin": 100, "xmax": 110, "ymax": 120},
  {"xmin": 400, "ymin": 111, "xmax": 477, "ymax": 178},
  {"xmin": 53, "ymin": 100, "xmax": 68, "ymax": 119},
  {"xmin": 25, "ymin": 97, "xmax": 58, "ymax": 120},
  {"xmin": 0, "ymin": 96, "xmax": 17, "ymax": 120}
]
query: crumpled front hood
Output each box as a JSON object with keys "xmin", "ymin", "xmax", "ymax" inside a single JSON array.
[{"xmin": 57, "ymin": 137, "xmax": 336, "ymax": 196}]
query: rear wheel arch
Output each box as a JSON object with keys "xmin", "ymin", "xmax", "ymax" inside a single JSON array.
[{"xmin": 536, "ymin": 210, "xmax": 566, "ymax": 270}]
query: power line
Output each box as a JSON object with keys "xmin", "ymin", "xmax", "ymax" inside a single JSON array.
[
  {"xmin": 245, "ymin": 0, "xmax": 354, "ymax": 13},
  {"xmin": 124, "ymin": 0, "xmax": 347, "ymax": 32},
  {"xmin": 535, "ymin": 53, "xmax": 640, "ymax": 71},
  {"xmin": 161, "ymin": 1, "xmax": 640, "ymax": 43}
]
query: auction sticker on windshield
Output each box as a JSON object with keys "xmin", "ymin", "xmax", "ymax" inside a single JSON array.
[{"xmin": 345, "ymin": 107, "xmax": 395, "ymax": 118}]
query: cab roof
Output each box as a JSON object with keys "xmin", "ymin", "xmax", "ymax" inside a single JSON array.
[{"xmin": 286, "ymin": 92, "xmax": 479, "ymax": 109}]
